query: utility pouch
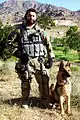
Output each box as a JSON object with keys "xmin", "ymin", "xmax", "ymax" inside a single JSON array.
[{"xmin": 15, "ymin": 62, "xmax": 26, "ymax": 73}]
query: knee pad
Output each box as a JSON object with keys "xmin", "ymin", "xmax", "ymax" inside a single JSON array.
[
  {"xmin": 35, "ymin": 70, "xmax": 49, "ymax": 85},
  {"xmin": 21, "ymin": 81, "xmax": 30, "ymax": 89}
]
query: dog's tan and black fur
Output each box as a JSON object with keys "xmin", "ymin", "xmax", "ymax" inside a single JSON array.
[{"xmin": 49, "ymin": 61, "xmax": 71, "ymax": 115}]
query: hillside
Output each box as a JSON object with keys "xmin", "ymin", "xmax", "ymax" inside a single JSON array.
[{"xmin": 0, "ymin": 0, "xmax": 80, "ymax": 25}]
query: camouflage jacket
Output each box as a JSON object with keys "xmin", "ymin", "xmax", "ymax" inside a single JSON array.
[{"xmin": 8, "ymin": 23, "xmax": 55, "ymax": 60}]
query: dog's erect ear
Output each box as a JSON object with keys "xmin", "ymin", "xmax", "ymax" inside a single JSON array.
[
  {"xmin": 59, "ymin": 61, "xmax": 64, "ymax": 68},
  {"xmin": 66, "ymin": 62, "xmax": 71, "ymax": 67}
]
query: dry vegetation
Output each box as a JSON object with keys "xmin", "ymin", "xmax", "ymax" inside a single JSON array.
[{"xmin": 0, "ymin": 60, "xmax": 80, "ymax": 120}]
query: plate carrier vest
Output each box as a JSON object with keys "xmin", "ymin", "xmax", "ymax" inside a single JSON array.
[{"xmin": 19, "ymin": 25, "xmax": 47, "ymax": 58}]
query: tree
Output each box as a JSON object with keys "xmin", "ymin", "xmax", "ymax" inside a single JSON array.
[
  {"xmin": 53, "ymin": 37, "xmax": 70, "ymax": 55},
  {"xmin": 66, "ymin": 26, "xmax": 78, "ymax": 36},
  {"xmin": 66, "ymin": 26, "xmax": 80, "ymax": 59},
  {"xmin": 37, "ymin": 14, "xmax": 55, "ymax": 29},
  {"xmin": 0, "ymin": 20, "xmax": 14, "ymax": 60}
]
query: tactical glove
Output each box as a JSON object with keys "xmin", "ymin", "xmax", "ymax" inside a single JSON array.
[{"xmin": 44, "ymin": 57, "xmax": 54, "ymax": 69}]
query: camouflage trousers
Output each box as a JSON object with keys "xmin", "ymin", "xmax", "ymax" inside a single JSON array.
[{"xmin": 15, "ymin": 57, "xmax": 50, "ymax": 100}]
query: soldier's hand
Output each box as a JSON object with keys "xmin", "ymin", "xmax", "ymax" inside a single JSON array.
[{"xmin": 44, "ymin": 57, "xmax": 54, "ymax": 69}]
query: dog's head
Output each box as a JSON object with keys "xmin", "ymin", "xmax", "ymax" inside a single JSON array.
[
  {"xmin": 59, "ymin": 61, "xmax": 71, "ymax": 77},
  {"xmin": 57, "ymin": 61, "xmax": 71, "ymax": 85}
]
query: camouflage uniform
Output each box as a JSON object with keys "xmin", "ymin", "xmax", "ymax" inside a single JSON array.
[{"xmin": 8, "ymin": 23, "xmax": 55, "ymax": 103}]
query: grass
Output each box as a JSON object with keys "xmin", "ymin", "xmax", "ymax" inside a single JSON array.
[
  {"xmin": 53, "ymin": 47, "xmax": 80, "ymax": 62},
  {"xmin": 71, "ymin": 66, "xmax": 80, "ymax": 72},
  {"xmin": 0, "ymin": 46, "xmax": 80, "ymax": 120},
  {"xmin": 0, "ymin": 60, "xmax": 80, "ymax": 119},
  {"xmin": 71, "ymin": 95, "xmax": 80, "ymax": 110}
]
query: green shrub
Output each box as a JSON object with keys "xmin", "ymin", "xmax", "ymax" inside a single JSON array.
[{"xmin": 71, "ymin": 66, "xmax": 80, "ymax": 72}]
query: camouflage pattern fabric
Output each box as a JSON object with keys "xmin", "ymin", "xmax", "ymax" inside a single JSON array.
[
  {"xmin": 15, "ymin": 57, "xmax": 50, "ymax": 99},
  {"xmin": 8, "ymin": 23, "xmax": 55, "ymax": 101}
]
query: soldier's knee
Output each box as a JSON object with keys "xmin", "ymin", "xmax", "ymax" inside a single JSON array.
[
  {"xmin": 35, "ymin": 70, "xmax": 49, "ymax": 85},
  {"xmin": 21, "ymin": 81, "xmax": 30, "ymax": 89}
]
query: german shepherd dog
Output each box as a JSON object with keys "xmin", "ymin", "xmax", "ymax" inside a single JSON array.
[{"xmin": 49, "ymin": 61, "xmax": 71, "ymax": 115}]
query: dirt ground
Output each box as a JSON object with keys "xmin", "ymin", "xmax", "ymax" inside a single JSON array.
[{"xmin": 0, "ymin": 60, "xmax": 80, "ymax": 120}]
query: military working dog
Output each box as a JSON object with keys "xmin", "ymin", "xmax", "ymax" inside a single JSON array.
[{"xmin": 49, "ymin": 61, "xmax": 71, "ymax": 115}]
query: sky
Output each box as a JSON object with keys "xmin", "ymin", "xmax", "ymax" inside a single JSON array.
[{"xmin": 0, "ymin": 0, "xmax": 80, "ymax": 11}]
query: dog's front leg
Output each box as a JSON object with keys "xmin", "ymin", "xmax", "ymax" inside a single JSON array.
[
  {"xmin": 60, "ymin": 96, "xmax": 64, "ymax": 115},
  {"xmin": 66, "ymin": 94, "xmax": 71, "ymax": 114}
]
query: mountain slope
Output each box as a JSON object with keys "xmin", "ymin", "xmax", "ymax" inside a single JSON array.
[{"xmin": 0, "ymin": 0, "xmax": 80, "ymax": 24}]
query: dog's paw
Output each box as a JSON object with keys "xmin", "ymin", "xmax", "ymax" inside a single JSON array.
[
  {"xmin": 65, "ymin": 109, "xmax": 71, "ymax": 115},
  {"xmin": 61, "ymin": 111, "xmax": 64, "ymax": 115}
]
